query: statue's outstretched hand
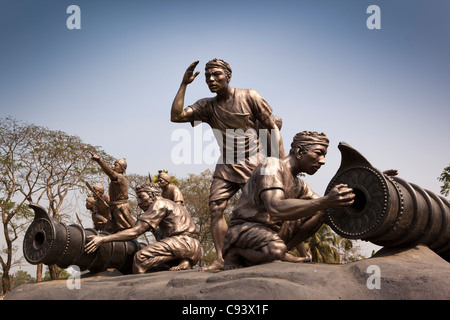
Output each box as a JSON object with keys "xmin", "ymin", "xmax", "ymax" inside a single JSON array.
[
  {"xmin": 85, "ymin": 235, "xmax": 104, "ymax": 253},
  {"xmin": 326, "ymin": 184, "xmax": 355, "ymax": 208},
  {"xmin": 182, "ymin": 60, "xmax": 200, "ymax": 85},
  {"xmin": 90, "ymin": 153, "xmax": 100, "ymax": 161}
]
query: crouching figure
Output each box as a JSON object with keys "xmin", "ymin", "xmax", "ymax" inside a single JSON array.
[
  {"xmin": 85, "ymin": 183, "xmax": 202, "ymax": 273},
  {"xmin": 223, "ymin": 131, "xmax": 355, "ymax": 269}
]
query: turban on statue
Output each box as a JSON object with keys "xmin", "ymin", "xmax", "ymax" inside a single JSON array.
[
  {"xmin": 291, "ymin": 131, "xmax": 329, "ymax": 149},
  {"xmin": 205, "ymin": 58, "xmax": 232, "ymax": 77},
  {"xmin": 135, "ymin": 183, "xmax": 161, "ymax": 195},
  {"xmin": 158, "ymin": 170, "xmax": 171, "ymax": 183}
]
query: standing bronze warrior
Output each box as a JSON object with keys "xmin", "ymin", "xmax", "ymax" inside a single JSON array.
[
  {"xmin": 91, "ymin": 154, "xmax": 135, "ymax": 232},
  {"xmin": 171, "ymin": 59, "xmax": 285, "ymax": 270}
]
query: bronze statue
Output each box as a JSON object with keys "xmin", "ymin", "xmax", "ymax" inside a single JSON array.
[
  {"xmin": 85, "ymin": 196, "xmax": 105, "ymax": 231},
  {"xmin": 85, "ymin": 183, "xmax": 112, "ymax": 232},
  {"xmin": 158, "ymin": 170, "xmax": 185, "ymax": 206},
  {"xmin": 85, "ymin": 183, "xmax": 202, "ymax": 273},
  {"xmin": 222, "ymin": 131, "xmax": 355, "ymax": 269},
  {"xmin": 91, "ymin": 154, "xmax": 135, "ymax": 232},
  {"xmin": 85, "ymin": 195, "xmax": 95, "ymax": 213},
  {"xmin": 171, "ymin": 59, "xmax": 285, "ymax": 270}
]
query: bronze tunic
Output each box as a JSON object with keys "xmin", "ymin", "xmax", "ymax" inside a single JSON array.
[
  {"xmin": 189, "ymin": 88, "xmax": 274, "ymax": 184},
  {"xmin": 135, "ymin": 198, "xmax": 202, "ymax": 272}
]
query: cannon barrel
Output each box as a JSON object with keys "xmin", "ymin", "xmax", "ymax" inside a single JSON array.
[
  {"xmin": 23, "ymin": 204, "xmax": 142, "ymax": 274},
  {"xmin": 325, "ymin": 142, "xmax": 450, "ymax": 260}
]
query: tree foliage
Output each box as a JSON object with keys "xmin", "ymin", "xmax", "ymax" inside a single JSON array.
[
  {"xmin": 0, "ymin": 270, "xmax": 36, "ymax": 296},
  {"xmin": 178, "ymin": 170, "xmax": 215, "ymax": 266},
  {"xmin": 0, "ymin": 116, "xmax": 114, "ymax": 294},
  {"xmin": 302, "ymin": 224, "xmax": 363, "ymax": 263},
  {"xmin": 438, "ymin": 164, "xmax": 450, "ymax": 197}
]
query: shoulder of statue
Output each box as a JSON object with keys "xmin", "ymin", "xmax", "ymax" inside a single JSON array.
[
  {"xmin": 241, "ymin": 88, "xmax": 260, "ymax": 97},
  {"xmin": 194, "ymin": 97, "xmax": 215, "ymax": 106}
]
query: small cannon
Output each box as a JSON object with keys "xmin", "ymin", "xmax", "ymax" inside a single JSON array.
[
  {"xmin": 23, "ymin": 204, "xmax": 143, "ymax": 274},
  {"xmin": 325, "ymin": 142, "xmax": 450, "ymax": 261}
]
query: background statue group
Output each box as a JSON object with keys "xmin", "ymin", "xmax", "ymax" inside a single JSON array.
[{"xmin": 84, "ymin": 59, "xmax": 356, "ymax": 273}]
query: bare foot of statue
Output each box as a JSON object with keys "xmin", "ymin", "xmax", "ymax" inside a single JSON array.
[
  {"xmin": 169, "ymin": 259, "xmax": 192, "ymax": 271},
  {"xmin": 200, "ymin": 258, "xmax": 224, "ymax": 272}
]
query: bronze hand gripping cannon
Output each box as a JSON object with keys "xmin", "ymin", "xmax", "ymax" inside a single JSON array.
[
  {"xmin": 325, "ymin": 142, "xmax": 450, "ymax": 261},
  {"xmin": 23, "ymin": 204, "xmax": 143, "ymax": 274}
]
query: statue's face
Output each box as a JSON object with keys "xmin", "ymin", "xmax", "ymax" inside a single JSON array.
[
  {"xmin": 137, "ymin": 191, "xmax": 154, "ymax": 211},
  {"xmin": 93, "ymin": 186, "xmax": 103, "ymax": 195},
  {"xmin": 298, "ymin": 144, "xmax": 327, "ymax": 175},
  {"xmin": 112, "ymin": 161, "xmax": 123, "ymax": 173},
  {"xmin": 158, "ymin": 177, "xmax": 168, "ymax": 188},
  {"xmin": 85, "ymin": 200, "xmax": 93, "ymax": 210},
  {"xmin": 205, "ymin": 67, "xmax": 229, "ymax": 93}
]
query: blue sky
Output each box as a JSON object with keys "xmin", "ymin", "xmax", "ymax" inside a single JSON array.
[{"xmin": 1, "ymin": 0, "xmax": 449, "ymax": 198}]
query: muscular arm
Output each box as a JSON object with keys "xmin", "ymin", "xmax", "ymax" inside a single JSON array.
[
  {"xmin": 93, "ymin": 157, "xmax": 119, "ymax": 181},
  {"xmin": 261, "ymin": 188, "xmax": 328, "ymax": 221},
  {"xmin": 171, "ymin": 61, "xmax": 199, "ymax": 123},
  {"xmin": 259, "ymin": 115, "xmax": 286, "ymax": 158},
  {"xmin": 171, "ymin": 84, "xmax": 194, "ymax": 122},
  {"xmin": 260, "ymin": 184, "xmax": 354, "ymax": 221},
  {"xmin": 85, "ymin": 221, "xmax": 149, "ymax": 253}
]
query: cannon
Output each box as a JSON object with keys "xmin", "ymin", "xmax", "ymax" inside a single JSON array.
[
  {"xmin": 23, "ymin": 204, "xmax": 143, "ymax": 274},
  {"xmin": 325, "ymin": 142, "xmax": 450, "ymax": 261}
]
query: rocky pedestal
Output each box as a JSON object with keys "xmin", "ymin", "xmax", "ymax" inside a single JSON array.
[{"xmin": 5, "ymin": 245, "xmax": 450, "ymax": 300}]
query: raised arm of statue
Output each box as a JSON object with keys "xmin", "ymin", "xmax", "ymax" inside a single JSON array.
[
  {"xmin": 91, "ymin": 154, "xmax": 119, "ymax": 181},
  {"xmin": 170, "ymin": 60, "xmax": 199, "ymax": 123},
  {"xmin": 259, "ymin": 115, "xmax": 286, "ymax": 158}
]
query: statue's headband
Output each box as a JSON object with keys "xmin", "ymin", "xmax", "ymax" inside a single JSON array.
[
  {"xmin": 135, "ymin": 183, "xmax": 161, "ymax": 195},
  {"xmin": 205, "ymin": 59, "xmax": 232, "ymax": 76},
  {"xmin": 291, "ymin": 131, "xmax": 329, "ymax": 149}
]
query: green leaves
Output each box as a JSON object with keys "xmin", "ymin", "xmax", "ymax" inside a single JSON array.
[
  {"xmin": 438, "ymin": 165, "xmax": 450, "ymax": 197},
  {"xmin": 304, "ymin": 224, "xmax": 363, "ymax": 263}
]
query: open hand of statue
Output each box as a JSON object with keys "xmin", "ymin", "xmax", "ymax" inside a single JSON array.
[
  {"xmin": 85, "ymin": 235, "xmax": 104, "ymax": 253},
  {"xmin": 326, "ymin": 183, "xmax": 355, "ymax": 208},
  {"xmin": 90, "ymin": 153, "xmax": 100, "ymax": 161},
  {"xmin": 182, "ymin": 60, "xmax": 200, "ymax": 85}
]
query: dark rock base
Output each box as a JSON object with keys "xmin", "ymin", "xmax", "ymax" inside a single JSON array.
[{"xmin": 5, "ymin": 245, "xmax": 450, "ymax": 300}]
